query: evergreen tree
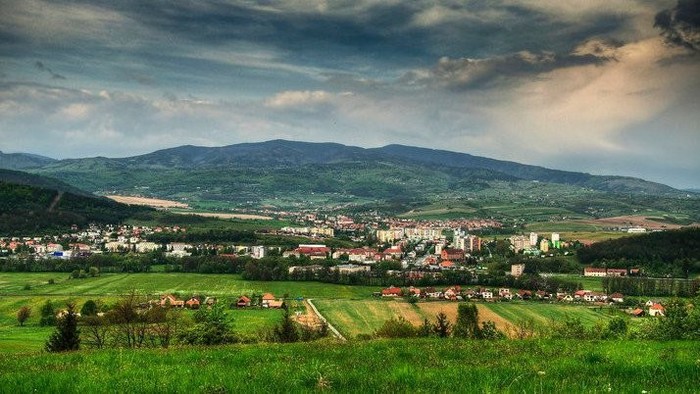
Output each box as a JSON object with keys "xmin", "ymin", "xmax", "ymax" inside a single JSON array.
[
  {"xmin": 45, "ymin": 303, "xmax": 80, "ymax": 352},
  {"xmin": 433, "ymin": 312, "xmax": 451, "ymax": 338},
  {"xmin": 453, "ymin": 303, "xmax": 480, "ymax": 339},
  {"xmin": 273, "ymin": 306, "xmax": 299, "ymax": 343}
]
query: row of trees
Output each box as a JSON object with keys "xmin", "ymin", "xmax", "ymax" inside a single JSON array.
[
  {"xmin": 602, "ymin": 276, "xmax": 700, "ymax": 298},
  {"xmin": 35, "ymin": 295, "xmax": 329, "ymax": 353},
  {"xmin": 373, "ymin": 304, "xmax": 504, "ymax": 340}
]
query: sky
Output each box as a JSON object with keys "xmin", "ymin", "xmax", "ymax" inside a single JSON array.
[{"xmin": 0, "ymin": 0, "xmax": 699, "ymax": 188}]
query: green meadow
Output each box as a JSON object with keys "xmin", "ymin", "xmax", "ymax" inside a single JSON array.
[
  {"xmin": 0, "ymin": 272, "xmax": 381, "ymax": 353},
  {"xmin": 482, "ymin": 302, "xmax": 615, "ymax": 328},
  {"xmin": 1, "ymin": 339, "xmax": 698, "ymax": 393},
  {"xmin": 0, "ymin": 272, "xmax": 380, "ymax": 299}
]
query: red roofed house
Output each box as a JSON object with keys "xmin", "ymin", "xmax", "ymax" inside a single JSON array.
[
  {"xmin": 441, "ymin": 248, "xmax": 465, "ymax": 261},
  {"xmin": 631, "ymin": 308, "xmax": 645, "ymax": 317},
  {"xmin": 610, "ymin": 293, "xmax": 624, "ymax": 303},
  {"xmin": 261, "ymin": 293, "xmax": 276, "ymax": 307},
  {"xmin": 440, "ymin": 260, "xmax": 456, "ymax": 270},
  {"xmin": 383, "ymin": 247, "xmax": 403, "ymax": 259},
  {"xmin": 382, "ymin": 286, "xmax": 402, "ymax": 297},
  {"xmin": 283, "ymin": 244, "xmax": 330, "ymax": 260},
  {"xmin": 185, "ymin": 297, "xmax": 201, "ymax": 309},
  {"xmin": 649, "ymin": 303, "xmax": 665, "ymax": 317},
  {"xmin": 237, "ymin": 296, "xmax": 251, "ymax": 308}
]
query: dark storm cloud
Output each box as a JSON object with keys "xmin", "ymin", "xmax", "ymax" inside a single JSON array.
[
  {"xmin": 655, "ymin": 0, "xmax": 700, "ymax": 50},
  {"xmin": 34, "ymin": 61, "xmax": 66, "ymax": 80},
  {"xmin": 402, "ymin": 38, "xmax": 623, "ymax": 90},
  {"xmin": 19, "ymin": 1, "xmax": 638, "ymax": 75}
]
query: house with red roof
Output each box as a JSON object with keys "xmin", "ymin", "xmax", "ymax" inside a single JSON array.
[
  {"xmin": 236, "ymin": 296, "xmax": 251, "ymax": 308},
  {"xmin": 185, "ymin": 297, "xmax": 201, "ymax": 309},
  {"xmin": 381, "ymin": 286, "xmax": 402, "ymax": 297},
  {"xmin": 649, "ymin": 303, "xmax": 665, "ymax": 317}
]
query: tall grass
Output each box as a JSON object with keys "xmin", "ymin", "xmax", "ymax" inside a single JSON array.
[{"xmin": 0, "ymin": 339, "xmax": 698, "ymax": 392}]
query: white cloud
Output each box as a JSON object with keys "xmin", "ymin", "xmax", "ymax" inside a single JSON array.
[{"xmin": 264, "ymin": 90, "xmax": 333, "ymax": 108}]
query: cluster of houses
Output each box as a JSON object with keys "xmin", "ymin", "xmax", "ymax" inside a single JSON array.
[
  {"xmin": 157, "ymin": 294, "xmax": 217, "ymax": 309},
  {"xmin": 378, "ymin": 285, "xmax": 629, "ymax": 304},
  {"xmin": 379, "ymin": 286, "xmax": 669, "ymax": 317},
  {"xmin": 156, "ymin": 293, "xmax": 286, "ymax": 309}
]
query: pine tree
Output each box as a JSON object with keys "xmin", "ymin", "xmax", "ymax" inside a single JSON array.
[
  {"xmin": 45, "ymin": 303, "xmax": 80, "ymax": 352},
  {"xmin": 453, "ymin": 303, "xmax": 480, "ymax": 339},
  {"xmin": 433, "ymin": 312, "xmax": 451, "ymax": 338},
  {"xmin": 273, "ymin": 306, "xmax": 299, "ymax": 343}
]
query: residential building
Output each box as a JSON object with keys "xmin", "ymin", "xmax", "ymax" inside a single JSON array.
[{"xmin": 511, "ymin": 263, "xmax": 525, "ymax": 277}]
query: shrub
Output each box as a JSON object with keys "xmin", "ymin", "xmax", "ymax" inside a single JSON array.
[
  {"xmin": 80, "ymin": 300, "xmax": 98, "ymax": 317},
  {"xmin": 17, "ymin": 306, "xmax": 31, "ymax": 326},
  {"xmin": 39, "ymin": 300, "xmax": 56, "ymax": 327},
  {"xmin": 374, "ymin": 317, "xmax": 417, "ymax": 338}
]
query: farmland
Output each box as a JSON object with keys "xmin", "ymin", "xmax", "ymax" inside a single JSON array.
[
  {"xmin": 0, "ymin": 272, "xmax": 380, "ymax": 299},
  {"xmin": 0, "ymin": 272, "xmax": 381, "ymax": 353},
  {"xmin": 312, "ymin": 298, "xmax": 617, "ymax": 338}
]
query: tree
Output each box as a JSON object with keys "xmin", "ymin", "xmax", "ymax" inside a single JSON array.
[
  {"xmin": 39, "ymin": 300, "xmax": 56, "ymax": 327},
  {"xmin": 80, "ymin": 300, "xmax": 99, "ymax": 317},
  {"xmin": 17, "ymin": 306, "xmax": 31, "ymax": 326},
  {"xmin": 433, "ymin": 312, "xmax": 451, "ymax": 338},
  {"xmin": 479, "ymin": 321, "xmax": 505, "ymax": 339},
  {"xmin": 272, "ymin": 307, "xmax": 300, "ymax": 343},
  {"xmin": 81, "ymin": 315, "xmax": 111, "ymax": 349},
  {"xmin": 604, "ymin": 316, "xmax": 628, "ymax": 339},
  {"xmin": 46, "ymin": 303, "xmax": 80, "ymax": 352},
  {"xmin": 453, "ymin": 303, "xmax": 480, "ymax": 339},
  {"xmin": 178, "ymin": 303, "xmax": 236, "ymax": 346}
]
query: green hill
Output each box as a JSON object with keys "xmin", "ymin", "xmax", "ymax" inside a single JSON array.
[
  {"xmin": 0, "ymin": 170, "xmax": 152, "ymax": 235},
  {"xmin": 8, "ymin": 140, "xmax": 697, "ymax": 221},
  {"xmin": 578, "ymin": 227, "xmax": 700, "ymax": 276}
]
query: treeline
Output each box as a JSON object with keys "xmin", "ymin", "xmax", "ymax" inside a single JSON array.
[
  {"xmin": 577, "ymin": 228, "xmax": 700, "ymax": 276},
  {"xmin": 145, "ymin": 230, "xmax": 354, "ymax": 249},
  {"xmin": 602, "ymin": 276, "xmax": 700, "ymax": 298},
  {"xmin": 1, "ymin": 252, "xmax": 582, "ymax": 292}
]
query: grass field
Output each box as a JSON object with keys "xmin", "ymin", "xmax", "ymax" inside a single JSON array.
[
  {"xmin": 1, "ymin": 339, "xmax": 698, "ymax": 392},
  {"xmin": 0, "ymin": 293, "xmax": 288, "ymax": 353},
  {"xmin": 544, "ymin": 274, "xmax": 604, "ymax": 291},
  {"xmin": 0, "ymin": 272, "xmax": 381, "ymax": 353},
  {"xmin": 0, "ymin": 273, "xmax": 380, "ymax": 299},
  {"xmin": 313, "ymin": 298, "xmax": 618, "ymax": 338}
]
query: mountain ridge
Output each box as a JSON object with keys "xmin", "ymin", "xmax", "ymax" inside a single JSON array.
[{"xmin": 2, "ymin": 139, "xmax": 685, "ymax": 197}]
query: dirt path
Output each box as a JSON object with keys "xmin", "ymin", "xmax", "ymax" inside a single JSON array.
[{"xmin": 48, "ymin": 191, "xmax": 64, "ymax": 212}]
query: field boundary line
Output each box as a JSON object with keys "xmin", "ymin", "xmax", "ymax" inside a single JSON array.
[{"xmin": 307, "ymin": 299, "xmax": 346, "ymax": 341}]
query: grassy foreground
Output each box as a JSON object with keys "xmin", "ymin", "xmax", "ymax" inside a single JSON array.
[{"xmin": 1, "ymin": 339, "xmax": 698, "ymax": 392}]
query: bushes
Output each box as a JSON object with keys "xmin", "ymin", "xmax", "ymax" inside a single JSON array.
[{"xmin": 39, "ymin": 300, "xmax": 56, "ymax": 327}]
